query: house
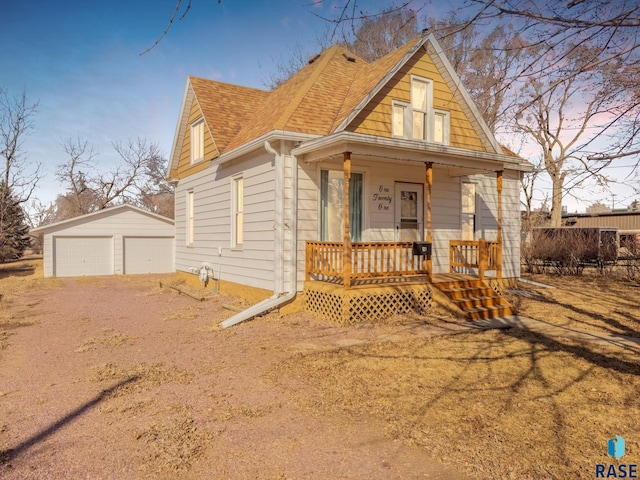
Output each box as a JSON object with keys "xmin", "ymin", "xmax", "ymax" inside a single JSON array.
[
  {"xmin": 31, "ymin": 204, "xmax": 175, "ymax": 277},
  {"xmin": 166, "ymin": 34, "xmax": 531, "ymax": 326}
]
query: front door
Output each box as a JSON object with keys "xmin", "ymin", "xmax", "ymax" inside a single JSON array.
[{"xmin": 395, "ymin": 182, "xmax": 423, "ymax": 242}]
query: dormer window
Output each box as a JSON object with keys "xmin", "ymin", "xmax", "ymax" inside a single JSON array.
[
  {"xmin": 191, "ymin": 118, "xmax": 204, "ymax": 164},
  {"xmin": 393, "ymin": 76, "xmax": 449, "ymax": 144}
]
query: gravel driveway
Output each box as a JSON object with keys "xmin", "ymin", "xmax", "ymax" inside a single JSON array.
[{"xmin": 0, "ymin": 275, "xmax": 467, "ymax": 479}]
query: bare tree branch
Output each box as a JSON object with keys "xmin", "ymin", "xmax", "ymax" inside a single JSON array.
[{"xmin": 0, "ymin": 87, "xmax": 41, "ymax": 205}]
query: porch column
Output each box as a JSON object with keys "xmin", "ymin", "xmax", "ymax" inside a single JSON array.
[
  {"xmin": 425, "ymin": 162, "xmax": 433, "ymax": 281},
  {"xmin": 496, "ymin": 170, "xmax": 503, "ymax": 279},
  {"xmin": 343, "ymin": 152, "xmax": 352, "ymax": 289}
]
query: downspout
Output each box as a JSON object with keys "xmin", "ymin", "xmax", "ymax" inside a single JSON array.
[
  {"xmin": 265, "ymin": 140, "xmax": 284, "ymax": 295},
  {"xmin": 219, "ymin": 144, "xmax": 298, "ymax": 328}
]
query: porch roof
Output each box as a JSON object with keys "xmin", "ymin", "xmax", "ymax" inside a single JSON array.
[{"xmin": 291, "ymin": 131, "xmax": 533, "ymax": 172}]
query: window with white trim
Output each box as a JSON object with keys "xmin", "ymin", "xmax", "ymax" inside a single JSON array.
[
  {"xmin": 411, "ymin": 78, "xmax": 428, "ymax": 140},
  {"xmin": 191, "ymin": 118, "xmax": 204, "ymax": 164},
  {"xmin": 232, "ymin": 176, "xmax": 243, "ymax": 248},
  {"xmin": 392, "ymin": 76, "xmax": 449, "ymax": 144},
  {"xmin": 434, "ymin": 110, "xmax": 450, "ymax": 145},
  {"xmin": 186, "ymin": 191, "xmax": 194, "ymax": 245}
]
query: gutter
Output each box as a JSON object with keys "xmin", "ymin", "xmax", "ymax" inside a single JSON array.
[
  {"xmin": 219, "ymin": 146, "xmax": 299, "ymax": 328},
  {"xmin": 213, "ymin": 130, "xmax": 318, "ymax": 167}
]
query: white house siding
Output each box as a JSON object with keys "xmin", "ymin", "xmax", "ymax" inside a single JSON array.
[
  {"xmin": 430, "ymin": 168, "xmax": 462, "ymax": 274},
  {"xmin": 295, "ymin": 159, "xmax": 318, "ymax": 292},
  {"xmin": 501, "ymin": 170, "xmax": 521, "ymax": 278},
  {"xmin": 174, "ymin": 150, "xmax": 277, "ymax": 291},
  {"xmin": 37, "ymin": 207, "xmax": 174, "ymax": 277}
]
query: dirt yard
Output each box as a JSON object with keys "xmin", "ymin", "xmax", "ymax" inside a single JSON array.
[{"xmin": 1, "ymin": 258, "xmax": 639, "ymax": 479}]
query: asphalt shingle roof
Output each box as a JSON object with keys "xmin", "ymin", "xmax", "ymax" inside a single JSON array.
[{"xmin": 188, "ymin": 39, "xmax": 421, "ymax": 156}]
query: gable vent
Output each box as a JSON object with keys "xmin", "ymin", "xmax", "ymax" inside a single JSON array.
[{"xmin": 343, "ymin": 53, "xmax": 356, "ymax": 62}]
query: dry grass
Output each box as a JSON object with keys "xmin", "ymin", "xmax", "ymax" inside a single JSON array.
[
  {"xmin": 0, "ymin": 258, "xmax": 50, "ymax": 342},
  {"xmin": 509, "ymin": 273, "xmax": 640, "ymax": 338},
  {"xmin": 89, "ymin": 362, "xmax": 193, "ymax": 397},
  {"xmin": 271, "ymin": 274, "xmax": 640, "ymax": 479},
  {"xmin": 75, "ymin": 332, "xmax": 136, "ymax": 352},
  {"xmin": 136, "ymin": 416, "xmax": 213, "ymax": 475},
  {"xmin": 273, "ymin": 329, "xmax": 639, "ymax": 479}
]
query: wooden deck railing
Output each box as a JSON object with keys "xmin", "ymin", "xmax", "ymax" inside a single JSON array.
[
  {"xmin": 306, "ymin": 241, "xmax": 430, "ymax": 288},
  {"xmin": 450, "ymin": 239, "xmax": 502, "ymax": 279}
]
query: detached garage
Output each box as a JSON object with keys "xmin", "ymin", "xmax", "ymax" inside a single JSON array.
[{"xmin": 32, "ymin": 205, "xmax": 175, "ymax": 277}]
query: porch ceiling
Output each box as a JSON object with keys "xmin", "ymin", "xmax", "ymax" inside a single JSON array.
[{"xmin": 291, "ymin": 131, "xmax": 532, "ymax": 172}]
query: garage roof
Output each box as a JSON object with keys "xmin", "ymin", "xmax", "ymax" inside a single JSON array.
[{"xmin": 31, "ymin": 204, "xmax": 174, "ymax": 234}]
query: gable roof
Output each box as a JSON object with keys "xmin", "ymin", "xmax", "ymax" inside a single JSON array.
[
  {"xmin": 168, "ymin": 33, "xmax": 511, "ymax": 176},
  {"xmin": 30, "ymin": 204, "xmax": 174, "ymax": 234}
]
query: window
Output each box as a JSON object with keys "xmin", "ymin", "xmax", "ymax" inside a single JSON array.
[
  {"xmin": 191, "ymin": 118, "xmax": 204, "ymax": 164},
  {"xmin": 461, "ymin": 182, "xmax": 476, "ymax": 241},
  {"xmin": 434, "ymin": 110, "xmax": 449, "ymax": 145},
  {"xmin": 392, "ymin": 77, "xmax": 449, "ymax": 144},
  {"xmin": 411, "ymin": 78, "xmax": 428, "ymax": 140},
  {"xmin": 320, "ymin": 170, "xmax": 363, "ymax": 242},
  {"xmin": 186, "ymin": 191, "xmax": 194, "ymax": 245},
  {"xmin": 232, "ymin": 176, "xmax": 243, "ymax": 248},
  {"xmin": 392, "ymin": 104, "xmax": 407, "ymax": 137}
]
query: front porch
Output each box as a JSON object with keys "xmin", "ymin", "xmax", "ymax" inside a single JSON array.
[
  {"xmin": 301, "ymin": 151, "xmax": 512, "ymax": 324},
  {"xmin": 304, "ymin": 240, "xmax": 513, "ymax": 325}
]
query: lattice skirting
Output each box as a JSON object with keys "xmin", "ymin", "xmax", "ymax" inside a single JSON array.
[
  {"xmin": 304, "ymin": 282, "xmax": 434, "ymax": 326},
  {"xmin": 486, "ymin": 277, "xmax": 517, "ymax": 296}
]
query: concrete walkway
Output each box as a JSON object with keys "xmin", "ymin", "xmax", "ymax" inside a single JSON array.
[{"xmin": 471, "ymin": 315, "xmax": 640, "ymax": 351}]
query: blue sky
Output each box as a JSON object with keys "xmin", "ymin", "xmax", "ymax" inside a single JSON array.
[
  {"xmin": 1, "ymin": 0, "xmax": 635, "ymax": 214},
  {"xmin": 2, "ymin": 0, "xmax": 348, "ymax": 205}
]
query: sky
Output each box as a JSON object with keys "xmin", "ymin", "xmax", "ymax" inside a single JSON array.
[{"xmin": 1, "ymin": 0, "xmax": 637, "ymax": 215}]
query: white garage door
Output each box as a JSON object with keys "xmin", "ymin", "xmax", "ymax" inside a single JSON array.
[
  {"xmin": 54, "ymin": 237, "xmax": 113, "ymax": 277},
  {"xmin": 124, "ymin": 237, "xmax": 173, "ymax": 274}
]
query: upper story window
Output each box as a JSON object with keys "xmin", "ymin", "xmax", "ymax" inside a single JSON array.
[
  {"xmin": 393, "ymin": 76, "xmax": 449, "ymax": 145},
  {"xmin": 191, "ymin": 118, "xmax": 204, "ymax": 164}
]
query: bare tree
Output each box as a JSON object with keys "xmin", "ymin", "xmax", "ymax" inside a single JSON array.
[
  {"xmin": 340, "ymin": 7, "xmax": 419, "ymax": 62},
  {"xmin": 0, "ymin": 88, "xmax": 40, "ymax": 205},
  {"xmin": 513, "ymin": 44, "xmax": 626, "ymax": 226},
  {"xmin": 520, "ymin": 156, "xmax": 546, "ymax": 231},
  {"xmin": 54, "ymin": 137, "xmax": 172, "ymax": 221},
  {"xmin": 428, "ymin": 16, "xmax": 525, "ymax": 134},
  {"xmin": 24, "ymin": 198, "xmax": 56, "ymax": 229},
  {"xmin": 0, "ymin": 88, "xmax": 40, "ymax": 261},
  {"xmin": 464, "ymin": 0, "xmax": 640, "ymax": 80}
]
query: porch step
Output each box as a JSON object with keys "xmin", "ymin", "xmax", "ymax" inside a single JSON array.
[
  {"xmin": 452, "ymin": 295, "xmax": 511, "ymax": 310},
  {"xmin": 439, "ymin": 286, "xmax": 498, "ymax": 300},
  {"xmin": 434, "ymin": 279, "xmax": 514, "ymax": 321}
]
